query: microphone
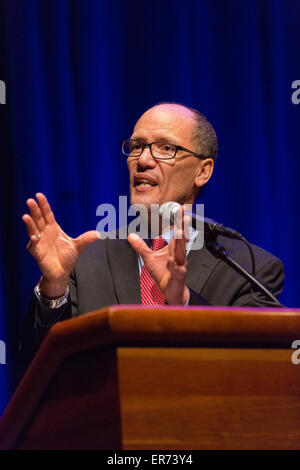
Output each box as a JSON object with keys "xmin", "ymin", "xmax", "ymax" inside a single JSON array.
[{"xmin": 159, "ymin": 201, "xmax": 243, "ymax": 240}]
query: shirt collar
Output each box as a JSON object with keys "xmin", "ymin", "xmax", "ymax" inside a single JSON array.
[{"xmin": 160, "ymin": 226, "xmax": 198, "ymax": 252}]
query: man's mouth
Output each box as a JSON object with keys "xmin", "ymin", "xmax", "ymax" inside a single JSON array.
[{"xmin": 133, "ymin": 176, "xmax": 158, "ymax": 191}]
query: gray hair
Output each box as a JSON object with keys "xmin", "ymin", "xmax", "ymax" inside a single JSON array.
[{"xmin": 189, "ymin": 107, "xmax": 218, "ymax": 161}]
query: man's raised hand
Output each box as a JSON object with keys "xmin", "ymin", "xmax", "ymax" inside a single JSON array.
[
  {"xmin": 128, "ymin": 206, "xmax": 190, "ymax": 305},
  {"xmin": 22, "ymin": 193, "xmax": 99, "ymax": 297}
]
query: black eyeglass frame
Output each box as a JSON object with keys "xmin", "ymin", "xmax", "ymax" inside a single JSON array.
[{"xmin": 121, "ymin": 139, "xmax": 209, "ymax": 161}]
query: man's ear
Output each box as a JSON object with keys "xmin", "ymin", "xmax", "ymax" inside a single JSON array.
[{"xmin": 194, "ymin": 158, "xmax": 214, "ymax": 190}]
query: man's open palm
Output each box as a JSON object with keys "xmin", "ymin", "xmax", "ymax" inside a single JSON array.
[{"xmin": 22, "ymin": 193, "xmax": 99, "ymax": 283}]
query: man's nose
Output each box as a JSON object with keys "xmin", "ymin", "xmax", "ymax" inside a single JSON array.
[{"xmin": 137, "ymin": 145, "xmax": 156, "ymax": 169}]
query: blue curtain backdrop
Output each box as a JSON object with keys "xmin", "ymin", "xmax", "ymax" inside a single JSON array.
[{"xmin": 0, "ymin": 0, "xmax": 299, "ymax": 414}]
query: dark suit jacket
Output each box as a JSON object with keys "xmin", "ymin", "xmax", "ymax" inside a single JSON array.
[{"xmin": 21, "ymin": 233, "xmax": 284, "ymax": 367}]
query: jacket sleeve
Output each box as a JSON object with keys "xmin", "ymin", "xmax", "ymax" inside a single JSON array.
[{"xmin": 19, "ymin": 271, "xmax": 78, "ymax": 373}]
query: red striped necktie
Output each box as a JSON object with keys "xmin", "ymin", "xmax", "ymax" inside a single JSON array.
[{"xmin": 140, "ymin": 236, "xmax": 168, "ymax": 305}]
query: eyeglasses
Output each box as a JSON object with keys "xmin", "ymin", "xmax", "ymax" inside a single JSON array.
[{"xmin": 121, "ymin": 139, "xmax": 209, "ymax": 161}]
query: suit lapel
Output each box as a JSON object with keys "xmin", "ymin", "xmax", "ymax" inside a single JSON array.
[
  {"xmin": 106, "ymin": 234, "xmax": 219, "ymax": 304},
  {"xmin": 186, "ymin": 237, "xmax": 220, "ymax": 294},
  {"xmin": 106, "ymin": 237, "xmax": 141, "ymax": 304}
]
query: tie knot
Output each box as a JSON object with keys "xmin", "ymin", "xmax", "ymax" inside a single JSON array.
[{"xmin": 152, "ymin": 236, "xmax": 167, "ymax": 251}]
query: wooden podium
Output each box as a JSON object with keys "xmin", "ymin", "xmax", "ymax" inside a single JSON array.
[{"xmin": 0, "ymin": 305, "xmax": 300, "ymax": 450}]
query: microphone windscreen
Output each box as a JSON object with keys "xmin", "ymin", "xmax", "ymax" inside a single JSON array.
[{"xmin": 159, "ymin": 201, "xmax": 181, "ymax": 224}]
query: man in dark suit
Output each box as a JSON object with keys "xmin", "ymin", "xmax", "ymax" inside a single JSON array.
[{"xmin": 21, "ymin": 103, "xmax": 284, "ymax": 355}]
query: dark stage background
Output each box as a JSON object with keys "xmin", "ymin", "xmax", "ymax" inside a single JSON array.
[{"xmin": 0, "ymin": 0, "xmax": 299, "ymax": 414}]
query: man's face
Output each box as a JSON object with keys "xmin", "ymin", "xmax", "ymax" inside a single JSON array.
[{"xmin": 127, "ymin": 104, "xmax": 212, "ymax": 210}]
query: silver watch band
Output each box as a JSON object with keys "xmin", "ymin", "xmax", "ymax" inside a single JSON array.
[{"xmin": 34, "ymin": 282, "xmax": 69, "ymax": 309}]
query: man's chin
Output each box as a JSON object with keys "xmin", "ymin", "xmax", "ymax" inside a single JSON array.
[
  {"xmin": 130, "ymin": 198, "xmax": 156, "ymax": 211},
  {"xmin": 130, "ymin": 191, "xmax": 160, "ymax": 210}
]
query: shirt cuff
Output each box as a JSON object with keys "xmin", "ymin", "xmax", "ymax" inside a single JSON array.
[{"xmin": 184, "ymin": 288, "xmax": 190, "ymax": 306}]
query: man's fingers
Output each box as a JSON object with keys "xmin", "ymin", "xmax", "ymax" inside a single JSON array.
[
  {"xmin": 23, "ymin": 215, "xmax": 41, "ymax": 253},
  {"xmin": 172, "ymin": 211, "xmax": 190, "ymax": 266},
  {"xmin": 128, "ymin": 233, "xmax": 151, "ymax": 260},
  {"xmin": 36, "ymin": 193, "xmax": 55, "ymax": 224},
  {"xmin": 22, "ymin": 214, "xmax": 39, "ymax": 238},
  {"xmin": 26, "ymin": 236, "xmax": 40, "ymax": 251},
  {"xmin": 75, "ymin": 230, "xmax": 100, "ymax": 253},
  {"xmin": 26, "ymin": 198, "xmax": 46, "ymax": 232},
  {"xmin": 183, "ymin": 214, "xmax": 190, "ymax": 242},
  {"xmin": 167, "ymin": 257, "xmax": 186, "ymax": 280},
  {"xmin": 175, "ymin": 204, "xmax": 185, "ymax": 232},
  {"xmin": 175, "ymin": 206, "xmax": 190, "ymax": 240},
  {"xmin": 173, "ymin": 229, "xmax": 186, "ymax": 266}
]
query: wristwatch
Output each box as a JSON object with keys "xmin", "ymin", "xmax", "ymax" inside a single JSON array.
[{"xmin": 34, "ymin": 282, "xmax": 69, "ymax": 309}]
